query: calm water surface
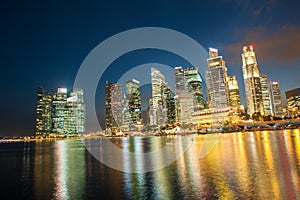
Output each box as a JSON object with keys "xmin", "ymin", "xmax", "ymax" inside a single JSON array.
[{"xmin": 0, "ymin": 130, "xmax": 300, "ymax": 199}]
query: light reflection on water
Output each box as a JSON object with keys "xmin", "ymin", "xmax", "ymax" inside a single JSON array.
[{"xmin": 0, "ymin": 130, "xmax": 299, "ymax": 199}]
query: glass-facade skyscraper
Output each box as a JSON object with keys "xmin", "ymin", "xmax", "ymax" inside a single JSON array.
[
  {"xmin": 260, "ymin": 73, "xmax": 272, "ymax": 116},
  {"xmin": 52, "ymin": 88, "xmax": 68, "ymax": 134},
  {"xmin": 227, "ymin": 76, "xmax": 241, "ymax": 107},
  {"xmin": 125, "ymin": 79, "xmax": 142, "ymax": 130},
  {"xmin": 242, "ymin": 45, "xmax": 263, "ymax": 116},
  {"xmin": 150, "ymin": 67, "xmax": 168, "ymax": 126},
  {"xmin": 64, "ymin": 88, "xmax": 86, "ymax": 135},
  {"xmin": 35, "ymin": 86, "xmax": 52, "ymax": 136},
  {"xmin": 105, "ymin": 81, "xmax": 123, "ymax": 133},
  {"xmin": 174, "ymin": 66, "xmax": 194, "ymax": 124},
  {"xmin": 184, "ymin": 67, "xmax": 204, "ymax": 110},
  {"xmin": 269, "ymin": 81, "xmax": 283, "ymax": 118},
  {"xmin": 286, "ymin": 87, "xmax": 300, "ymax": 118},
  {"xmin": 206, "ymin": 48, "xmax": 229, "ymax": 108}
]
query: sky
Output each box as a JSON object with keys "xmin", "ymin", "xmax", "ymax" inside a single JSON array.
[{"xmin": 1, "ymin": 0, "xmax": 300, "ymax": 136}]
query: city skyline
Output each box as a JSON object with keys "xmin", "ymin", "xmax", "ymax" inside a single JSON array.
[{"xmin": 1, "ymin": 0, "xmax": 300, "ymax": 136}]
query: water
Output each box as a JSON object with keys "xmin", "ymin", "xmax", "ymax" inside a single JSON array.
[{"xmin": 0, "ymin": 130, "xmax": 300, "ymax": 199}]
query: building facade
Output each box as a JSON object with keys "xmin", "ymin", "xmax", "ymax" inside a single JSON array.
[
  {"xmin": 227, "ymin": 76, "xmax": 241, "ymax": 107},
  {"xmin": 286, "ymin": 88, "xmax": 300, "ymax": 118},
  {"xmin": 35, "ymin": 86, "xmax": 52, "ymax": 136},
  {"xmin": 125, "ymin": 79, "xmax": 142, "ymax": 130},
  {"xmin": 150, "ymin": 67, "xmax": 169, "ymax": 126},
  {"xmin": 269, "ymin": 81, "xmax": 283, "ymax": 118},
  {"xmin": 105, "ymin": 81, "xmax": 123, "ymax": 133},
  {"xmin": 35, "ymin": 87, "xmax": 85, "ymax": 136},
  {"xmin": 184, "ymin": 67, "xmax": 204, "ymax": 111},
  {"xmin": 242, "ymin": 45, "xmax": 264, "ymax": 116},
  {"xmin": 206, "ymin": 48, "xmax": 229, "ymax": 109},
  {"xmin": 259, "ymin": 74, "xmax": 272, "ymax": 116},
  {"xmin": 174, "ymin": 66, "xmax": 194, "ymax": 125}
]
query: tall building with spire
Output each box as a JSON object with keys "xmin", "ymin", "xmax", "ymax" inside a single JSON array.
[
  {"xmin": 242, "ymin": 45, "xmax": 263, "ymax": 116},
  {"xmin": 206, "ymin": 48, "xmax": 229, "ymax": 108}
]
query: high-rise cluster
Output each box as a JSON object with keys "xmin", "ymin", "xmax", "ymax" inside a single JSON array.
[
  {"xmin": 105, "ymin": 79, "xmax": 143, "ymax": 133},
  {"xmin": 35, "ymin": 87, "xmax": 85, "ymax": 136},
  {"xmin": 104, "ymin": 45, "xmax": 290, "ymax": 134},
  {"xmin": 242, "ymin": 45, "xmax": 283, "ymax": 118}
]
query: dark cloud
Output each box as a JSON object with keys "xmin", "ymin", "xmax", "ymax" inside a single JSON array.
[{"xmin": 223, "ymin": 25, "xmax": 300, "ymax": 65}]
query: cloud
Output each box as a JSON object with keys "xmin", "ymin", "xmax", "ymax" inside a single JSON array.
[{"xmin": 223, "ymin": 25, "xmax": 300, "ymax": 65}]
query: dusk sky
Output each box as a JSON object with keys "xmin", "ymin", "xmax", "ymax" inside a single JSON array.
[{"xmin": 1, "ymin": 0, "xmax": 300, "ymax": 136}]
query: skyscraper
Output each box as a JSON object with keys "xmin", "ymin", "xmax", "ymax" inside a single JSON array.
[
  {"xmin": 174, "ymin": 66, "xmax": 186, "ymax": 94},
  {"xmin": 260, "ymin": 74, "xmax": 272, "ymax": 116},
  {"xmin": 206, "ymin": 48, "xmax": 229, "ymax": 108},
  {"xmin": 105, "ymin": 81, "xmax": 123, "ymax": 133},
  {"xmin": 52, "ymin": 88, "xmax": 68, "ymax": 135},
  {"xmin": 269, "ymin": 81, "xmax": 283, "ymax": 118},
  {"xmin": 64, "ymin": 88, "xmax": 86, "ymax": 135},
  {"xmin": 242, "ymin": 45, "xmax": 263, "ymax": 116},
  {"xmin": 125, "ymin": 79, "xmax": 142, "ymax": 130},
  {"xmin": 150, "ymin": 67, "xmax": 168, "ymax": 126},
  {"xmin": 184, "ymin": 67, "xmax": 204, "ymax": 110},
  {"xmin": 164, "ymin": 86, "xmax": 176, "ymax": 124},
  {"xmin": 285, "ymin": 87, "xmax": 300, "ymax": 118},
  {"xmin": 174, "ymin": 66, "xmax": 194, "ymax": 124},
  {"xmin": 35, "ymin": 86, "xmax": 52, "ymax": 136},
  {"xmin": 227, "ymin": 76, "xmax": 241, "ymax": 107}
]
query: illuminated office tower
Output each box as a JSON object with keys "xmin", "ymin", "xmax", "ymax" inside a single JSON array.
[
  {"xmin": 175, "ymin": 66, "xmax": 186, "ymax": 94},
  {"xmin": 269, "ymin": 81, "xmax": 283, "ymax": 118},
  {"xmin": 125, "ymin": 79, "xmax": 142, "ymax": 130},
  {"xmin": 105, "ymin": 81, "xmax": 123, "ymax": 133},
  {"xmin": 242, "ymin": 45, "xmax": 263, "ymax": 115},
  {"xmin": 147, "ymin": 98, "xmax": 154, "ymax": 125},
  {"xmin": 206, "ymin": 48, "xmax": 229, "ymax": 108},
  {"xmin": 227, "ymin": 76, "xmax": 241, "ymax": 107},
  {"xmin": 151, "ymin": 67, "xmax": 168, "ymax": 126},
  {"xmin": 174, "ymin": 66, "xmax": 194, "ymax": 124},
  {"xmin": 35, "ymin": 86, "xmax": 52, "ymax": 136},
  {"xmin": 285, "ymin": 87, "xmax": 300, "ymax": 118},
  {"xmin": 52, "ymin": 88, "xmax": 68, "ymax": 135},
  {"xmin": 72, "ymin": 88, "xmax": 85, "ymax": 133},
  {"xmin": 163, "ymin": 86, "xmax": 176, "ymax": 124},
  {"xmin": 64, "ymin": 88, "xmax": 86, "ymax": 135},
  {"xmin": 184, "ymin": 67, "xmax": 204, "ymax": 110},
  {"xmin": 260, "ymin": 74, "xmax": 272, "ymax": 116}
]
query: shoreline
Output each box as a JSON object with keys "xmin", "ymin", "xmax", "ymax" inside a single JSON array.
[{"xmin": 1, "ymin": 128, "xmax": 299, "ymax": 143}]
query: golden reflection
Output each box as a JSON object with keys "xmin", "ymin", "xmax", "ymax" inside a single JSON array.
[
  {"xmin": 205, "ymin": 134, "xmax": 235, "ymax": 199},
  {"xmin": 54, "ymin": 140, "xmax": 69, "ymax": 200},
  {"xmin": 34, "ymin": 142, "xmax": 52, "ymax": 199},
  {"xmin": 262, "ymin": 132, "xmax": 280, "ymax": 198},
  {"xmin": 282, "ymin": 130, "xmax": 300, "ymax": 199},
  {"xmin": 232, "ymin": 132, "xmax": 251, "ymax": 195},
  {"xmin": 152, "ymin": 137, "xmax": 172, "ymax": 199}
]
